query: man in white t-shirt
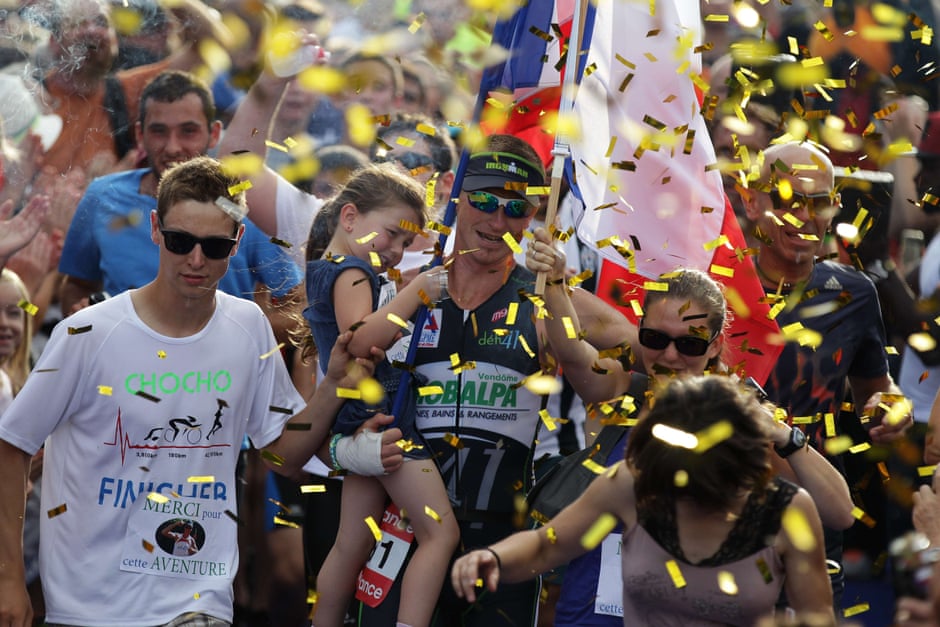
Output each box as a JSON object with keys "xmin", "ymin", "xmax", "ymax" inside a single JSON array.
[{"xmin": 0, "ymin": 157, "xmax": 403, "ymax": 627}]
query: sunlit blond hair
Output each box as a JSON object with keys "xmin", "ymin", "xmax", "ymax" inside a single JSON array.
[{"xmin": 0, "ymin": 269, "xmax": 32, "ymax": 394}]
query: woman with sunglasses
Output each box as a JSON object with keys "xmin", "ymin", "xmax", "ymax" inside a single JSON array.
[
  {"xmin": 524, "ymin": 227, "xmax": 853, "ymax": 625},
  {"xmin": 452, "ymin": 375, "xmax": 836, "ymax": 625}
]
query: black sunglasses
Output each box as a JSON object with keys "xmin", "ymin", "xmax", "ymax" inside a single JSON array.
[
  {"xmin": 375, "ymin": 151, "xmax": 435, "ymax": 172},
  {"xmin": 159, "ymin": 225, "xmax": 237, "ymax": 260},
  {"xmin": 637, "ymin": 326, "xmax": 717, "ymax": 357},
  {"xmin": 768, "ymin": 189, "xmax": 837, "ymax": 213},
  {"xmin": 465, "ymin": 190, "xmax": 536, "ymax": 219}
]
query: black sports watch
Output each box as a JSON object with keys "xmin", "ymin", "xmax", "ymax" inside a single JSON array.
[{"xmin": 775, "ymin": 426, "xmax": 808, "ymax": 459}]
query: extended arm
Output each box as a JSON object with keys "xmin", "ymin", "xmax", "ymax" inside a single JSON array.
[
  {"xmin": 780, "ymin": 489, "xmax": 836, "ymax": 620},
  {"xmin": 451, "ymin": 461, "xmax": 635, "ymax": 602},
  {"xmin": 767, "ymin": 413, "xmax": 854, "ymax": 530},
  {"xmin": 0, "ymin": 439, "xmax": 33, "ymax": 627},
  {"xmin": 215, "ymin": 68, "xmax": 292, "ymax": 236},
  {"xmin": 526, "ymin": 228, "xmax": 631, "ymax": 403}
]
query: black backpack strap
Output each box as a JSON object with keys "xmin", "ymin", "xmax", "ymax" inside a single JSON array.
[{"xmin": 103, "ymin": 75, "xmax": 134, "ymax": 159}]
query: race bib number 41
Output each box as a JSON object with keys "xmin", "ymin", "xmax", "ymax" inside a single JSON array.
[{"xmin": 355, "ymin": 503, "xmax": 414, "ymax": 608}]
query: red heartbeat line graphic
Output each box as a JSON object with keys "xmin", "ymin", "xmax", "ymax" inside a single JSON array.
[{"xmin": 104, "ymin": 409, "xmax": 230, "ymax": 465}]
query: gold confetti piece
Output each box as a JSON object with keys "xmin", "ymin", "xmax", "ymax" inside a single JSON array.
[
  {"xmin": 358, "ymin": 377, "xmax": 384, "ymax": 405},
  {"xmin": 526, "ymin": 186, "xmax": 550, "ymax": 196},
  {"xmin": 424, "ymin": 505, "xmax": 442, "ymax": 522},
  {"xmin": 502, "ymin": 232, "xmax": 522, "ymax": 254},
  {"xmin": 265, "ymin": 139, "xmax": 288, "ymax": 153},
  {"xmin": 824, "ymin": 435, "xmax": 853, "ymax": 455},
  {"xmin": 581, "ymin": 513, "xmax": 618, "ymax": 550},
  {"xmin": 843, "ymin": 603, "xmax": 870, "ymax": 618},
  {"xmin": 426, "ymin": 221, "xmax": 452, "ymax": 235},
  {"xmin": 386, "ymin": 313, "xmax": 409, "ymax": 328},
  {"xmin": 717, "ymin": 571, "xmax": 738, "ymax": 595},
  {"xmin": 782, "ymin": 507, "xmax": 815, "ymax": 551},
  {"xmin": 710, "ymin": 264, "xmax": 734, "ymax": 278},
  {"xmin": 274, "ymin": 515, "xmax": 300, "ymax": 529},
  {"xmin": 694, "ymin": 420, "xmax": 732, "ymax": 452},
  {"xmin": 756, "ymin": 557, "xmax": 773, "ymax": 583},
  {"xmin": 187, "ymin": 475, "xmax": 215, "ymax": 483},
  {"xmin": 157, "ymin": 350, "xmax": 167, "ymax": 359},
  {"xmin": 356, "ymin": 231, "xmax": 379, "ymax": 244},
  {"xmin": 851, "ymin": 507, "xmax": 877, "ymax": 527},
  {"xmin": 259, "ymin": 343, "xmax": 286, "ymax": 360},
  {"xmin": 539, "ymin": 409, "xmax": 558, "ymax": 432},
  {"xmin": 652, "ymin": 423, "xmax": 698, "ymax": 449},
  {"xmin": 824, "ymin": 413, "xmax": 836, "ymax": 438},
  {"xmin": 666, "ymin": 560, "xmax": 687, "ymax": 588},
  {"xmin": 919, "ymin": 465, "xmax": 938, "ymax": 477},
  {"xmin": 227, "ymin": 180, "xmax": 252, "ymax": 195},
  {"xmin": 419, "ymin": 385, "xmax": 444, "ymax": 396},
  {"xmin": 801, "ymin": 56, "xmax": 824, "ymax": 67},
  {"xmin": 365, "ymin": 516, "xmax": 382, "ymax": 541},
  {"xmin": 545, "ymin": 526, "xmax": 558, "ymax": 544},
  {"xmin": 142, "ymin": 539, "xmax": 155, "ymax": 553},
  {"xmin": 261, "ymin": 450, "xmax": 285, "ymax": 466},
  {"xmin": 644, "ymin": 281, "xmax": 669, "ymax": 292},
  {"xmin": 98, "ymin": 385, "xmax": 113, "ymax": 396},
  {"xmin": 582, "ymin": 458, "xmax": 607, "ymax": 475},
  {"xmin": 444, "ymin": 432, "xmax": 463, "ymax": 449},
  {"xmin": 525, "ymin": 375, "xmax": 562, "ymax": 395},
  {"xmin": 674, "ymin": 469, "xmax": 689, "ymax": 487},
  {"xmin": 300, "ymin": 484, "xmax": 326, "ymax": 493},
  {"xmin": 849, "ymin": 442, "xmax": 872, "ymax": 454},
  {"xmin": 16, "ymin": 299, "xmax": 38, "ymax": 316},
  {"xmin": 407, "ymin": 11, "xmax": 426, "ymax": 33},
  {"xmin": 704, "ymin": 14, "xmax": 729, "ymax": 22},
  {"xmin": 506, "ymin": 302, "xmax": 519, "ymax": 325},
  {"xmin": 369, "ymin": 252, "xmax": 382, "ymax": 267},
  {"xmin": 147, "ymin": 491, "xmax": 170, "ymax": 504},
  {"xmin": 68, "ymin": 325, "xmax": 92, "ymax": 334},
  {"xmin": 47, "ymin": 503, "xmax": 67, "ymax": 518},
  {"xmin": 561, "ymin": 316, "xmax": 577, "ymax": 339},
  {"xmin": 519, "ymin": 335, "xmax": 536, "ymax": 358}
]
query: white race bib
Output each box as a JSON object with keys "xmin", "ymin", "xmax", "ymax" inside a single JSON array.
[{"xmin": 594, "ymin": 532, "xmax": 624, "ymax": 617}]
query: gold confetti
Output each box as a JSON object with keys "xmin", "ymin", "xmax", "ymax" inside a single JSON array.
[
  {"xmin": 157, "ymin": 350, "xmax": 167, "ymax": 359},
  {"xmin": 300, "ymin": 484, "xmax": 326, "ymax": 493},
  {"xmin": 444, "ymin": 432, "xmax": 463, "ymax": 449},
  {"xmin": 419, "ymin": 385, "xmax": 445, "ymax": 396},
  {"xmin": 665, "ymin": 560, "xmax": 687, "ymax": 588},
  {"xmin": 525, "ymin": 375, "xmax": 562, "ymax": 395},
  {"xmin": 717, "ymin": 571, "xmax": 738, "ymax": 595},
  {"xmin": 386, "ymin": 313, "xmax": 409, "ymax": 328},
  {"xmin": 47, "ymin": 503, "xmax": 67, "ymax": 518},
  {"xmin": 274, "ymin": 516, "xmax": 300, "ymax": 528},
  {"xmin": 98, "ymin": 385, "xmax": 113, "ymax": 396},
  {"xmin": 356, "ymin": 231, "xmax": 379, "ymax": 244},
  {"xmin": 539, "ymin": 409, "xmax": 558, "ymax": 432},
  {"xmin": 425, "ymin": 505, "xmax": 442, "ymax": 522},
  {"xmin": 16, "ymin": 299, "xmax": 38, "ymax": 316},
  {"xmin": 142, "ymin": 539, "xmax": 155, "ymax": 553},
  {"xmin": 782, "ymin": 507, "xmax": 815, "ymax": 551},
  {"xmin": 502, "ymin": 232, "xmax": 522, "ymax": 254},
  {"xmin": 365, "ymin": 516, "xmax": 382, "ymax": 541},
  {"xmin": 843, "ymin": 603, "xmax": 870, "ymax": 618},
  {"xmin": 261, "ymin": 450, "xmax": 285, "ymax": 466},
  {"xmin": 581, "ymin": 513, "xmax": 618, "ymax": 550},
  {"xmin": 259, "ymin": 343, "xmax": 286, "ymax": 360},
  {"xmin": 358, "ymin": 377, "xmax": 384, "ymax": 404},
  {"xmin": 227, "ymin": 180, "xmax": 252, "ymax": 195},
  {"xmin": 369, "ymin": 252, "xmax": 382, "ymax": 267},
  {"xmin": 147, "ymin": 492, "xmax": 169, "ymax": 504},
  {"xmin": 849, "ymin": 442, "xmax": 872, "ymax": 454},
  {"xmin": 68, "ymin": 325, "xmax": 93, "ymax": 335},
  {"xmin": 187, "ymin": 475, "xmax": 215, "ymax": 483},
  {"xmin": 562, "ymin": 316, "xmax": 577, "ymax": 339}
]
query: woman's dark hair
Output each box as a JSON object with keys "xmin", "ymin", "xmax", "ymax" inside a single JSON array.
[
  {"xmin": 626, "ymin": 375, "xmax": 772, "ymax": 513},
  {"xmin": 305, "ymin": 162, "xmax": 427, "ymax": 262}
]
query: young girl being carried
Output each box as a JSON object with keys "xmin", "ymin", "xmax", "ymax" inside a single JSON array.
[{"xmin": 303, "ymin": 163, "xmax": 459, "ymax": 627}]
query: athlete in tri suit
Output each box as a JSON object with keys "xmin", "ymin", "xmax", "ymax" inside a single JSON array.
[{"xmin": 357, "ymin": 135, "xmax": 549, "ymax": 626}]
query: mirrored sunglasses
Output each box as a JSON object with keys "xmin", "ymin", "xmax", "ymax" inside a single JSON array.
[
  {"xmin": 769, "ymin": 189, "xmax": 837, "ymax": 214},
  {"xmin": 160, "ymin": 227, "xmax": 237, "ymax": 260},
  {"xmin": 637, "ymin": 326, "xmax": 716, "ymax": 357},
  {"xmin": 465, "ymin": 190, "xmax": 535, "ymax": 219}
]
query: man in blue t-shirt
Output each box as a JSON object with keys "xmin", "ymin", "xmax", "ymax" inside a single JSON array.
[
  {"xmin": 59, "ymin": 70, "xmax": 302, "ymax": 339},
  {"xmin": 742, "ymin": 140, "xmax": 912, "ymax": 605}
]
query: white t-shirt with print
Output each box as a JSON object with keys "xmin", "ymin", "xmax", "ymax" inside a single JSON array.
[{"xmin": 0, "ymin": 291, "xmax": 304, "ymax": 626}]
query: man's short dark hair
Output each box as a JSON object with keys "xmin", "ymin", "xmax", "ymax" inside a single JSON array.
[
  {"xmin": 156, "ymin": 156, "xmax": 245, "ymax": 229},
  {"xmin": 139, "ymin": 70, "xmax": 216, "ymax": 128},
  {"xmin": 374, "ymin": 113, "xmax": 456, "ymax": 173}
]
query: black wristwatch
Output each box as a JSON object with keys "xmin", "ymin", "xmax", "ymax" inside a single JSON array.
[{"xmin": 775, "ymin": 426, "xmax": 808, "ymax": 458}]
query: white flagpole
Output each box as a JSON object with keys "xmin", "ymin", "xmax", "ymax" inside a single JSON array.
[{"xmin": 535, "ymin": 0, "xmax": 588, "ymax": 294}]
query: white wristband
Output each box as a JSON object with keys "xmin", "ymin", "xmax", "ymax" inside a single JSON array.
[{"xmin": 335, "ymin": 431, "xmax": 386, "ymax": 476}]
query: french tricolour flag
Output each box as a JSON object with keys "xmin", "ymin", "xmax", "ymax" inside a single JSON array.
[{"xmin": 481, "ymin": 0, "xmax": 781, "ymax": 384}]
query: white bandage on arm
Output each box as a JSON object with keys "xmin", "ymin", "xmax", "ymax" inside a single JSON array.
[{"xmin": 335, "ymin": 430, "xmax": 386, "ymax": 476}]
